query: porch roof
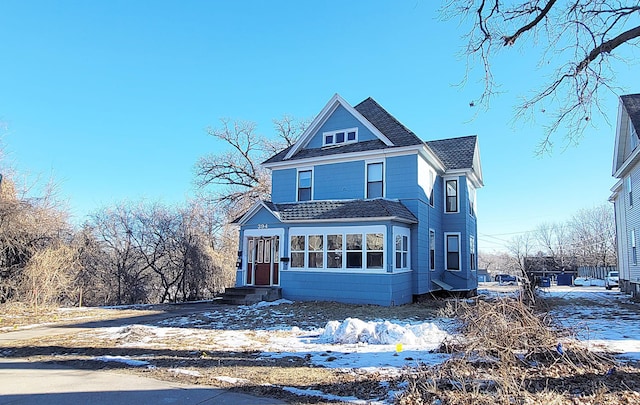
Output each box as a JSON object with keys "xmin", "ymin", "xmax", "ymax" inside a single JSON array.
[{"xmin": 261, "ymin": 199, "xmax": 418, "ymax": 224}]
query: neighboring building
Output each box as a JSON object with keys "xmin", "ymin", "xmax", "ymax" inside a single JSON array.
[
  {"xmin": 610, "ymin": 93, "xmax": 640, "ymax": 296},
  {"xmin": 233, "ymin": 94, "xmax": 483, "ymax": 305}
]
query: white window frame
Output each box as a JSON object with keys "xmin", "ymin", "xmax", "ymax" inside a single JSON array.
[
  {"xmin": 628, "ymin": 176, "xmax": 633, "ymax": 207},
  {"xmin": 296, "ymin": 167, "xmax": 314, "ymax": 202},
  {"xmin": 322, "ymin": 127, "xmax": 358, "ymax": 147},
  {"xmin": 429, "ymin": 229, "xmax": 436, "ymax": 271},
  {"xmin": 444, "ymin": 177, "xmax": 459, "ymax": 214},
  {"xmin": 429, "ymin": 169, "xmax": 435, "ymax": 207},
  {"xmin": 468, "ymin": 183, "xmax": 476, "ymax": 217},
  {"xmin": 444, "ymin": 232, "xmax": 461, "ymax": 271},
  {"xmin": 393, "ymin": 226, "xmax": 411, "ymax": 270},
  {"xmin": 470, "ymin": 235, "xmax": 476, "ymax": 271},
  {"xmin": 365, "ymin": 159, "xmax": 385, "ymax": 199},
  {"xmin": 632, "ymin": 229, "xmax": 637, "ymax": 265},
  {"xmin": 287, "ymin": 225, "xmax": 388, "ymax": 273}
]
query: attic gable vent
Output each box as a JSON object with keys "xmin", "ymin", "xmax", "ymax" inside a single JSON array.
[{"xmin": 323, "ymin": 127, "xmax": 358, "ymax": 147}]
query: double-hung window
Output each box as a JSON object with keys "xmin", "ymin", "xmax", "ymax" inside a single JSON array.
[
  {"xmin": 445, "ymin": 179, "xmax": 458, "ymax": 213},
  {"xmin": 470, "ymin": 236, "xmax": 476, "ymax": 270},
  {"xmin": 445, "ymin": 233, "xmax": 460, "ymax": 271},
  {"xmin": 367, "ymin": 162, "xmax": 383, "ymax": 199},
  {"xmin": 632, "ymin": 230, "xmax": 637, "ymax": 265},
  {"xmin": 429, "ymin": 229, "xmax": 435, "ymax": 270},
  {"xmin": 395, "ymin": 231, "xmax": 409, "ymax": 270},
  {"xmin": 628, "ymin": 176, "xmax": 633, "ymax": 207},
  {"xmin": 298, "ymin": 170, "xmax": 312, "ymax": 201}
]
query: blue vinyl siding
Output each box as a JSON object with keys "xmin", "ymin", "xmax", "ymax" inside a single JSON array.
[
  {"xmin": 386, "ymin": 155, "xmax": 417, "ymax": 199},
  {"xmin": 281, "ymin": 270, "xmax": 412, "ymax": 306},
  {"xmin": 314, "ymin": 161, "xmax": 364, "ymax": 200},
  {"xmin": 306, "ymin": 105, "xmax": 378, "ymax": 148},
  {"xmin": 271, "ymin": 168, "xmax": 297, "ymax": 203},
  {"xmin": 242, "ymin": 206, "xmax": 280, "ymax": 226}
]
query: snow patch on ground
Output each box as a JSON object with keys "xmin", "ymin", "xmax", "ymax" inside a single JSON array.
[
  {"xmin": 239, "ymin": 299, "xmax": 293, "ymax": 310},
  {"xmin": 169, "ymin": 368, "xmax": 201, "ymax": 377},
  {"xmin": 282, "ymin": 386, "xmax": 385, "ymax": 404},
  {"xmin": 93, "ymin": 355, "xmax": 150, "ymax": 367},
  {"xmin": 214, "ymin": 376, "xmax": 251, "ymax": 384}
]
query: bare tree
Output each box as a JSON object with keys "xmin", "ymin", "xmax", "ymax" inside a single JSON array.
[
  {"xmin": 569, "ymin": 203, "xmax": 616, "ymax": 267},
  {"xmin": 195, "ymin": 116, "xmax": 309, "ymax": 222},
  {"xmin": 442, "ymin": 1, "xmax": 640, "ymax": 152},
  {"xmin": 90, "ymin": 204, "xmax": 150, "ymax": 305}
]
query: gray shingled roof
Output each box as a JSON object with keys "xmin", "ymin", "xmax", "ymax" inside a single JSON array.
[
  {"xmin": 622, "ymin": 94, "xmax": 640, "ymax": 135},
  {"xmin": 263, "ymin": 199, "xmax": 417, "ymax": 223},
  {"xmin": 263, "ymin": 97, "xmax": 424, "ymax": 165},
  {"xmin": 425, "ymin": 135, "xmax": 477, "ymax": 170},
  {"xmin": 354, "ymin": 98, "xmax": 424, "ymax": 147}
]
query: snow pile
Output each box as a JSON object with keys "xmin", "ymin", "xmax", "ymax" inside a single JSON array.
[{"xmin": 321, "ymin": 318, "xmax": 448, "ymax": 348}]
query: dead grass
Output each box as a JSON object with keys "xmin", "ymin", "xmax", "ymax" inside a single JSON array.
[
  {"xmin": 397, "ymin": 296, "xmax": 640, "ymax": 405},
  {"xmin": 0, "ymin": 301, "xmax": 163, "ymax": 331}
]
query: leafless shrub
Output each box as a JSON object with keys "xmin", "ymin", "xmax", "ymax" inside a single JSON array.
[{"xmin": 398, "ymin": 297, "xmax": 621, "ymax": 404}]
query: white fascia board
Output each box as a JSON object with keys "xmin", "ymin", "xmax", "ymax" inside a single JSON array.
[
  {"xmin": 612, "ymin": 100, "xmax": 625, "ymax": 175},
  {"xmin": 264, "ymin": 145, "xmax": 423, "ymax": 171},
  {"xmin": 283, "ymin": 94, "xmax": 393, "ymax": 161},
  {"xmin": 609, "ymin": 179, "xmax": 623, "ymax": 202},
  {"xmin": 445, "ymin": 168, "xmax": 483, "ymax": 188},
  {"xmin": 613, "ymin": 146, "xmax": 640, "ymax": 179},
  {"xmin": 418, "ymin": 145, "xmax": 446, "ymax": 173}
]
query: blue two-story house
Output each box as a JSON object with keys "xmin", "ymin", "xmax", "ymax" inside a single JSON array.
[{"xmin": 233, "ymin": 94, "xmax": 483, "ymax": 306}]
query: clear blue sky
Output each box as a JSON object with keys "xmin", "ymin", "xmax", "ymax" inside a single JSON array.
[{"xmin": 0, "ymin": 1, "xmax": 634, "ymax": 251}]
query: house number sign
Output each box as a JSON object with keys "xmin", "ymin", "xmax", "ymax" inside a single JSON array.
[{"xmin": 257, "ymin": 224, "xmax": 268, "ymax": 229}]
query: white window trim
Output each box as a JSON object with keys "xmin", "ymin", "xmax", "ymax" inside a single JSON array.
[
  {"xmin": 287, "ymin": 225, "xmax": 388, "ymax": 273},
  {"xmin": 365, "ymin": 159, "xmax": 385, "ymax": 199},
  {"xmin": 468, "ymin": 183, "xmax": 476, "ymax": 217},
  {"xmin": 429, "ymin": 228, "xmax": 436, "ymax": 271},
  {"xmin": 628, "ymin": 176, "xmax": 633, "ymax": 207},
  {"xmin": 242, "ymin": 228, "xmax": 285, "ymax": 285},
  {"xmin": 470, "ymin": 235, "xmax": 476, "ymax": 271},
  {"xmin": 393, "ymin": 226, "xmax": 411, "ymax": 271},
  {"xmin": 296, "ymin": 167, "xmax": 314, "ymax": 202},
  {"xmin": 444, "ymin": 232, "xmax": 461, "ymax": 271},
  {"xmin": 444, "ymin": 176, "xmax": 460, "ymax": 214},
  {"xmin": 322, "ymin": 127, "xmax": 358, "ymax": 147},
  {"xmin": 632, "ymin": 229, "xmax": 637, "ymax": 265}
]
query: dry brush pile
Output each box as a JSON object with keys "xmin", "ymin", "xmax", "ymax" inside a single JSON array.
[{"xmin": 398, "ymin": 297, "xmax": 640, "ymax": 405}]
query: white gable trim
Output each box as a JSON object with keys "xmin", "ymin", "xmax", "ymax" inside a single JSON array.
[
  {"xmin": 235, "ymin": 201, "xmax": 281, "ymax": 225},
  {"xmin": 283, "ymin": 94, "xmax": 393, "ymax": 160}
]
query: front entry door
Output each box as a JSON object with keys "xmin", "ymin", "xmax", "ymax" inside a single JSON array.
[{"xmin": 247, "ymin": 236, "xmax": 279, "ymax": 286}]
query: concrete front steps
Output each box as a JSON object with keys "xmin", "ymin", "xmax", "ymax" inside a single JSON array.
[{"xmin": 220, "ymin": 287, "xmax": 282, "ymax": 305}]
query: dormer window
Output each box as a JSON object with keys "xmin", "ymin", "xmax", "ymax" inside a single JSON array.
[{"xmin": 323, "ymin": 128, "xmax": 358, "ymax": 147}]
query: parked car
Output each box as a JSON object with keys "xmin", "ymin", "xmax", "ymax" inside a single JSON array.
[
  {"xmin": 495, "ymin": 274, "xmax": 517, "ymax": 284},
  {"xmin": 605, "ymin": 271, "xmax": 619, "ymax": 290}
]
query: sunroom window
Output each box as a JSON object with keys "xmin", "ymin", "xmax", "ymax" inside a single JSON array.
[{"xmin": 289, "ymin": 227, "xmax": 388, "ymax": 271}]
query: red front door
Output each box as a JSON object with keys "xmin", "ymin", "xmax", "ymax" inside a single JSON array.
[{"xmin": 247, "ymin": 236, "xmax": 279, "ymax": 286}]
